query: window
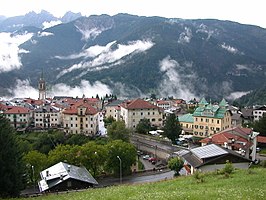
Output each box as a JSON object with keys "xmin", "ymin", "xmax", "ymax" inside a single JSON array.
[
  {"xmin": 206, "ymin": 119, "xmax": 209, "ymax": 122},
  {"xmin": 201, "ymin": 118, "xmax": 203, "ymax": 122},
  {"xmin": 217, "ymin": 120, "xmax": 220, "ymax": 124},
  {"xmin": 195, "ymin": 118, "xmax": 198, "ymax": 121},
  {"xmin": 200, "ymin": 126, "xmax": 204, "ymax": 129},
  {"xmin": 141, "ymin": 112, "xmax": 143, "ymax": 116},
  {"xmin": 152, "ymin": 118, "xmax": 155, "ymax": 122},
  {"xmin": 148, "ymin": 112, "xmax": 150, "ymax": 115},
  {"xmin": 195, "ymin": 125, "xmax": 198, "ymax": 129},
  {"xmin": 133, "ymin": 112, "xmax": 135, "ymax": 115}
]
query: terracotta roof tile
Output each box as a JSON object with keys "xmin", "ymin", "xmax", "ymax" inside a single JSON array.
[
  {"xmin": 121, "ymin": 99, "xmax": 158, "ymax": 110},
  {"xmin": 258, "ymin": 136, "xmax": 266, "ymax": 143},
  {"xmin": 63, "ymin": 102, "xmax": 98, "ymax": 115},
  {"xmin": 4, "ymin": 106, "xmax": 30, "ymax": 114}
]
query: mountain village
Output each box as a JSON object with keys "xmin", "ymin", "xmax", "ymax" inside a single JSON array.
[{"xmin": 1, "ymin": 74, "xmax": 266, "ymax": 196}]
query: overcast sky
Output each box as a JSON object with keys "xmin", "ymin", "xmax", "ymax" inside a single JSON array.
[{"xmin": 0, "ymin": 0, "xmax": 266, "ymax": 28}]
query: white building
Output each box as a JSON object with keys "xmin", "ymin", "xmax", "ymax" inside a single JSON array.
[
  {"xmin": 34, "ymin": 105, "xmax": 62, "ymax": 129},
  {"xmin": 120, "ymin": 99, "xmax": 163, "ymax": 129},
  {"xmin": 253, "ymin": 106, "xmax": 266, "ymax": 121},
  {"xmin": 63, "ymin": 101, "xmax": 99, "ymax": 135}
]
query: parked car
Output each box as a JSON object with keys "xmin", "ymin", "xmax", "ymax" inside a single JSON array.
[
  {"xmin": 143, "ymin": 155, "xmax": 150, "ymax": 160},
  {"xmin": 148, "ymin": 157, "xmax": 157, "ymax": 162}
]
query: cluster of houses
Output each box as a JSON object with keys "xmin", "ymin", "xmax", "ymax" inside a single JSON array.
[
  {"xmin": 2, "ymin": 77, "xmax": 266, "ymax": 194},
  {"xmin": 0, "ymin": 88, "xmax": 265, "ymax": 138}
]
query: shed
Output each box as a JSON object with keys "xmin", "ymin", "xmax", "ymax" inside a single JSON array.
[{"xmin": 38, "ymin": 162, "xmax": 98, "ymax": 193}]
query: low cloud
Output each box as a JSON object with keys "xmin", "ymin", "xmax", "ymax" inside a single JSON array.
[
  {"xmin": 0, "ymin": 32, "xmax": 33, "ymax": 73},
  {"xmin": 75, "ymin": 18, "xmax": 114, "ymax": 41},
  {"xmin": 42, "ymin": 20, "xmax": 62, "ymax": 29},
  {"xmin": 221, "ymin": 43, "xmax": 242, "ymax": 54},
  {"xmin": 6, "ymin": 79, "xmax": 111, "ymax": 99},
  {"xmin": 158, "ymin": 56, "xmax": 197, "ymax": 100},
  {"xmin": 38, "ymin": 31, "xmax": 54, "ymax": 37},
  {"xmin": 50, "ymin": 80, "xmax": 111, "ymax": 98},
  {"xmin": 7, "ymin": 79, "xmax": 39, "ymax": 99},
  {"xmin": 57, "ymin": 39, "xmax": 154, "ymax": 78},
  {"xmin": 227, "ymin": 91, "xmax": 250, "ymax": 100},
  {"xmin": 55, "ymin": 41, "xmax": 116, "ymax": 60},
  {"xmin": 196, "ymin": 23, "xmax": 215, "ymax": 40},
  {"xmin": 178, "ymin": 27, "xmax": 192, "ymax": 44}
]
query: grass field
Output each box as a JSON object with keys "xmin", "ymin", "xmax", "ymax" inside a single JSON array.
[{"xmin": 12, "ymin": 168, "xmax": 266, "ymax": 200}]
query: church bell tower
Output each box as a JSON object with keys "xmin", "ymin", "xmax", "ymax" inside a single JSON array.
[{"xmin": 38, "ymin": 70, "xmax": 46, "ymax": 100}]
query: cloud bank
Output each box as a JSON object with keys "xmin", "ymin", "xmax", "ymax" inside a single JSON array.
[
  {"xmin": 42, "ymin": 20, "xmax": 62, "ymax": 29},
  {"xmin": 220, "ymin": 43, "xmax": 241, "ymax": 54},
  {"xmin": 0, "ymin": 32, "xmax": 33, "ymax": 73},
  {"xmin": 158, "ymin": 56, "xmax": 196, "ymax": 100},
  {"xmin": 6, "ymin": 79, "xmax": 112, "ymax": 99},
  {"xmin": 57, "ymin": 39, "xmax": 154, "ymax": 78}
]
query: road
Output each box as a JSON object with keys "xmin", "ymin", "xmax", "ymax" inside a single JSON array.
[{"xmin": 97, "ymin": 169, "xmax": 175, "ymax": 187}]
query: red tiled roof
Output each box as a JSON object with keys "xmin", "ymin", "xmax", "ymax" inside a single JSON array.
[
  {"xmin": 0, "ymin": 103, "xmax": 9, "ymax": 111},
  {"xmin": 258, "ymin": 136, "xmax": 266, "ymax": 143},
  {"xmin": 173, "ymin": 99, "xmax": 185, "ymax": 104},
  {"xmin": 157, "ymin": 100, "xmax": 170, "ymax": 104},
  {"xmin": 4, "ymin": 106, "xmax": 30, "ymax": 114},
  {"xmin": 121, "ymin": 99, "xmax": 158, "ymax": 110},
  {"xmin": 24, "ymin": 98, "xmax": 44, "ymax": 106},
  {"xmin": 199, "ymin": 131, "xmax": 249, "ymax": 148},
  {"xmin": 63, "ymin": 102, "xmax": 98, "ymax": 115}
]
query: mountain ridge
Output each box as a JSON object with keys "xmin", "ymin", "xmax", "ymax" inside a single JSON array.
[{"xmin": 0, "ymin": 13, "xmax": 266, "ymax": 100}]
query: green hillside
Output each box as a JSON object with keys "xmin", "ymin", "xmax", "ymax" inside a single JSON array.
[{"xmin": 13, "ymin": 168, "xmax": 266, "ymax": 200}]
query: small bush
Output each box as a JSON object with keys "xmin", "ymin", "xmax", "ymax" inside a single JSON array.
[
  {"xmin": 261, "ymin": 160, "xmax": 266, "ymax": 168},
  {"xmin": 222, "ymin": 160, "xmax": 234, "ymax": 174},
  {"xmin": 194, "ymin": 170, "xmax": 204, "ymax": 183}
]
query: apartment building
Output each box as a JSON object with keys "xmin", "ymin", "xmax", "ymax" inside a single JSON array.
[
  {"xmin": 4, "ymin": 106, "xmax": 32, "ymax": 130},
  {"xmin": 34, "ymin": 105, "xmax": 62, "ymax": 129},
  {"xmin": 120, "ymin": 99, "xmax": 163, "ymax": 129},
  {"xmin": 62, "ymin": 101, "xmax": 99, "ymax": 135},
  {"xmin": 179, "ymin": 98, "xmax": 232, "ymax": 137}
]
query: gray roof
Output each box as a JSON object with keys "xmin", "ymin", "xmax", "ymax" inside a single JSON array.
[
  {"xmin": 38, "ymin": 162, "xmax": 98, "ymax": 192},
  {"xmin": 106, "ymin": 100, "xmax": 124, "ymax": 107},
  {"xmin": 191, "ymin": 144, "xmax": 228, "ymax": 159},
  {"xmin": 181, "ymin": 144, "xmax": 251, "ymax": 168}
]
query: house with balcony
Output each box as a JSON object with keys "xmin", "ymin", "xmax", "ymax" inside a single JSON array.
[{"xmin": 34, "ymin": 105, "xmax": 62, "ymax": 129}]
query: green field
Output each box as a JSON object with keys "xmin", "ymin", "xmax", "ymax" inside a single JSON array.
[{"xmin": 11, "ymin": 168, "xmax": 266, "ymax": 200}]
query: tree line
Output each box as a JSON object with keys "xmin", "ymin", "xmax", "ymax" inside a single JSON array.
[{"xmin": 0, "ymin": 115, "xmax": 136, "ymax": 198}]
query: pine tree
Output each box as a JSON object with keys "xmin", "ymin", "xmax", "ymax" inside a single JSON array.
[
  {"xmin": 0, "ymin": 115, "xmax": 24, "ymax": 198},
  {"xmin": 163, "ymin": 113, "xmax": 182, "ymax": 144}
]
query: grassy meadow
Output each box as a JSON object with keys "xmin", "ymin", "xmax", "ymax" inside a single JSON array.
[{"xmin": 10, "ymin": 168, "xmax": 266, "ymax": 200}]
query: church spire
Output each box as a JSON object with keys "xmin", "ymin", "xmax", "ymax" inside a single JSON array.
[{"xmin": 38, "ymin": 69, "xmax": 46, "ymax": 100}]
